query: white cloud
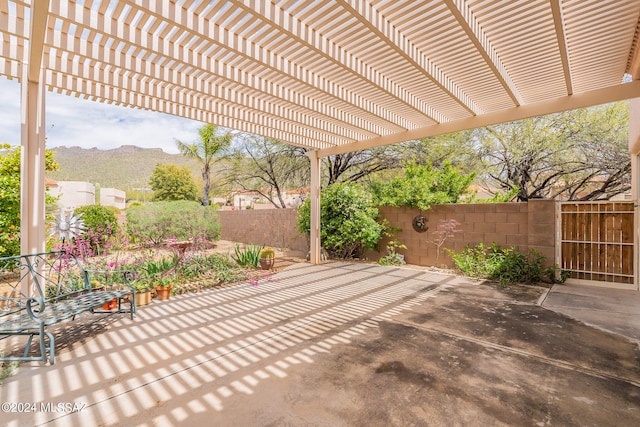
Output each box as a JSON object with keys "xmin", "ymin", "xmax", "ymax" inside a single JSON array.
[{"xmin": 0, "ymin": 77, "xmax": 205, "ymax": 154}]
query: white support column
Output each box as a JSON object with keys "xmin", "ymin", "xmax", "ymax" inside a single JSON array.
[
  {"xmin": 307, "ymin": 150, "xmax": 321, "ymax": 264},
  {"xmin": 20, "ymin": 69, "xmax": 47, "ymax": 256},
  {"xmin": 629, "ymin": 98, "xmax": 640, "ymax": 290},
  {"xmin": 20, "ymin": 0, "xmax": 49, "ymax": 256}
]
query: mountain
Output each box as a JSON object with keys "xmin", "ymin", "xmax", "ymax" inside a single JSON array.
[{"xmin": 47, "ymin": 145, "xmax": 202, "ymax": 191}]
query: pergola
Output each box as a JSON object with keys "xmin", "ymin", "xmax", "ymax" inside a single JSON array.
[{"xmin": 2, "ymin": 0, "xmax": 640, "ymax": 264}]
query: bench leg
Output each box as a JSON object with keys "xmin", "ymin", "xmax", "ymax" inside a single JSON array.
[
  {"xmin": 1, "ymin": 329, "xmax": 54, "ymax": 365},
  {"xmin": 45, "ymin": 332, "xmax": 55, "ymax": 365},
  {"xmin": 37, "ymin": 325, "xmax": 55, "ymax": 365},
  {"xmin": 33, "ymin": 325, "xmax": 55, "ymax": 365},
  {"xmin": 116, "ymin": 296, "xmax": 136, "ymax": 319},
  {"xmin": 24, "ymin": 333, "xmax": 35, "ymax": 358},
  {"xmin": 24, "ymin": 327, "xmax": 50, "ymax": 364}
]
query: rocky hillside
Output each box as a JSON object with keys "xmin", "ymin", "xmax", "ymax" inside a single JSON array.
[{"xmin": 47, "ymin": 145, "xmax": 202, "ymax": 191}]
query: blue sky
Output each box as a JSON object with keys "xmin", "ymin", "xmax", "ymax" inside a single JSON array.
[{"xmin": 0, "ymin": 77, "xmax": 204, "ymax": 154}]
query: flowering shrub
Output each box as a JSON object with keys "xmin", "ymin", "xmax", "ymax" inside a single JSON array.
[{"xmin": 429, "ymin": 219, "xmax": 462, "ymax": 263}]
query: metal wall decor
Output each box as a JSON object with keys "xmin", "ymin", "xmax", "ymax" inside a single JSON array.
[{"xmin": 412, "ymin": 215, "xmax": 428, "ymax": 233}]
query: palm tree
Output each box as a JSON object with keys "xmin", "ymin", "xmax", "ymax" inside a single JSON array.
[{"xmin": 176, "ymin": 124, "xmax": 232, "ymax": 206}]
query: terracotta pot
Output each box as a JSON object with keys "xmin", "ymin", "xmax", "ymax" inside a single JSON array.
[
  {"xmin": 155, "ymin": 285, "xmax": 173, "ymax": 300},
  {"xmin": 259, "ymin": 258, "xmax": 274, "ymax": 270},
  {"xmin": 102, "ymin": 299, "xmax": 117, "ymax": 310},
  {"xmin": 135, "ymin": 290, "xmax": 152, "ymax": 306}
]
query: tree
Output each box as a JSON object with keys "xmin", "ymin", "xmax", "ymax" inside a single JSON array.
[
  {"xmin": 324, "ymin": 146, "xmax": 402, "ymax": 185},
  {"xmin": 149, "ymin": 163, "xmax": 198, "ymax": 202},
  {"xmin": 322, "ymin": 130, "xmax": 480, "ymax": 185},
  {"xmin": 297, "ymin": 182, "xmax": 385, "ymax": 259},
  {"xmin": 176, "ymin": 124, "xmax": 231, "ymax": 206},
  {"xmin": 400, "ymin": 130, "xmax": 480, "ymax": 175},
  {"xmin": 0, "ymin": 143, "xmax": 59, "ymax": 257},
  {"xmin": 478, "ymin": 103, "xmax": 630, "ymax": 201},
  {"xmin": 370, "ymin": 161, "xmax": 475, "ymax": 210},
  {"xmin": 225, "ymin": 134, "xmax": 309, "ymax": 208}
]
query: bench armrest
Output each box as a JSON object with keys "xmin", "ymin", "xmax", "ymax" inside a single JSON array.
[{"xmin": 25, "ymin": 296, "xmax": 46, "ymax": 320}]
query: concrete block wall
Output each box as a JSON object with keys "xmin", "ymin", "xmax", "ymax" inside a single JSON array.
[
  {"xmin": 370, "ymin": 200, "xmax": 556, "ymax": 268},
  {"xmin": 219, "ymin": 208, "xmax": 308, "ymax": 255},
  {"xmin": 219, "ymin": 200, "xmax": 557, "ymax": 267}
]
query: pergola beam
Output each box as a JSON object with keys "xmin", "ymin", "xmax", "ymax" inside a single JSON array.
[
  {"xmin": 444, "ymin": 0, "xmax": 524, "ymax": 107},
  {"xmin": 550, "ymin": 0, "xmax": 574, "ymax": 95},
  {"xmin": 318, "ymin": 80, "xmax": 640, "ymax": 158}
]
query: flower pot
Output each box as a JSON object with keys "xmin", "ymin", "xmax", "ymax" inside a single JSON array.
[
  {"xmin": 135, "ymin": 290, "xmax": 153, "ymax": 306},
  {"xmin": 102, "ymin": 299, "xmax": 117, "ymax": 310},
  {"xmin": 155, "ymin": 285, "xmax": 172, "ymax": 300},
  {"xmin": 259, "ymin": 258, "xmax": 274, "ymax": 270}
]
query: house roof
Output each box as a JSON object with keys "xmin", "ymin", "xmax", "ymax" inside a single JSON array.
[{"xmin": 2, "ymin": 1, "xmax": 640, "ymax": 157}]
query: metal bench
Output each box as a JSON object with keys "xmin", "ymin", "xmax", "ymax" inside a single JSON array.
[{"xmin": 0, "ymin": 251, "xmax": 136, "ymax": 365}]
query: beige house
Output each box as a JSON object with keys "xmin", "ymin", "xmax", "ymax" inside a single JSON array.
[
  {"xmin": 47, "ymin": 180, "xmax": 95, "ymax": 211},
  {"xmin": 99, "ymin": 187, "xmax": 126, "ymax": 210},
  {"xmin": 47, "ymin": 179, "xmax": 126, "ymax": 211}
]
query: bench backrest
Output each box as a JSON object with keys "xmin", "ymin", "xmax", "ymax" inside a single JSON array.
[{"xmin": 0, "ymin": 251, "xmax": 90, "ymax": 313}]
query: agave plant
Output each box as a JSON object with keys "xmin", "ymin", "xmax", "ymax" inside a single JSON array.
[{"xmin": 231, "ymin": 244, "xmax": 263, "ymax": 268}]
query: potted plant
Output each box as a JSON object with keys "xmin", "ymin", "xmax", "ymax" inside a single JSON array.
[
  {"xmin": 133, "ymin": 279, "xmax": 154, "ymax": 307},
  {"xmin": 259, "ymin": 247, "xmax": 276, "ymax": 270},
  {"xmin": 154, "ymin": 276, "xmax": 173, "ymax": 300},
  {"xmin": 140, "ymin": 258, "xmax": 176, "ymax": 301}
]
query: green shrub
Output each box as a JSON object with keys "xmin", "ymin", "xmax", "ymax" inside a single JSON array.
[
  {"xmin": 298, "ymin": 182, "xmax": 384, "ymax": 259},
  {"xmin": 378, "ymin": 238, "xmax": 407, "ymax": 266},
  {"xmin": 126, "ymin": 201, "xmax": 221, "ymax": 245},
  {"xmin": 447, "ymin": 243, "xmax": 564, "ymax": 286},
  {"xmin": 75, "ymin": 205, "xmax": 118, "ymax": 235},
  {"xmin": 232, "ymin": 244, "xmax": 263, "ymax": 268}
]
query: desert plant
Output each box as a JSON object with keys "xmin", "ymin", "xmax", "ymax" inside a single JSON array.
[
  {"xmin": 447, "ymin": 243, "xmax": 565, "ymax": 286},
  {"xmin": 0, "ymin": 358, "xmax": 18, "ymax": 384},
  {"xmin": 378, "ymin": 238, "xmax": 407, "ymax": 266},
  {"xmin": 206, "ymin": 253, "xmax": 245, "ymax": 283},
  {"xmin": 259, "ymin": 247, "xmax": 276, "ymax": 259},
  {"xmin": 126, "ymin": 201, "xmax": 221, "ymax": 245},
  {"xmin": 143, "ymin": 257, "xmax": 176, "ymax": 276},
  {"xmin": 232, "ymin": 244, "xmax": 263, "ymax": 268}
]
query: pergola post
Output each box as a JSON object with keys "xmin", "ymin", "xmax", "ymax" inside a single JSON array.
[
  {"xmin": 20, "ymin": 68, "xmax": 47, "ymax": 256},
  {"xmin": 630, "ymin": 99, "xmax": 640, "ymax": 197},
  {"xmin": 20, "ymin": 0, "xmax": 49, "ymax": 256},
  {"xmin": 307, "ymin": 150, "xmax": 321, "ymax": 264},
  {"xmin": 629, "ymin": 98, "xmax": 640, "ymax": 290}
]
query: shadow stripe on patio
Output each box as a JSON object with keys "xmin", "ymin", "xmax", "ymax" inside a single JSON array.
[{"xmin": 3, "ymin": 262, "xmax": 469, "ymax": 427}]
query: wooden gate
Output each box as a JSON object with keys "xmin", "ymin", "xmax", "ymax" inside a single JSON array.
[{"xmin": 557, "ymin": 201, "xmax": 637, "ymax": 289}]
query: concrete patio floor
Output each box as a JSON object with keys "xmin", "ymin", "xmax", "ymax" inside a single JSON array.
[{"xmin": 2, "ymin": 262, "xmax": 640, "ymax": 426}]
